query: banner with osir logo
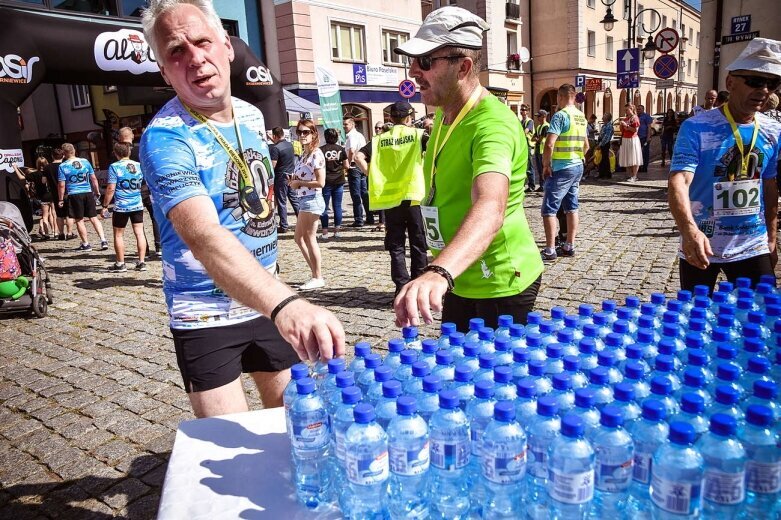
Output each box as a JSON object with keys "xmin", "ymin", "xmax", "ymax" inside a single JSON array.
[{"xmin": 315, "ymin": 66, "xmax": 344, "ymax": 141}]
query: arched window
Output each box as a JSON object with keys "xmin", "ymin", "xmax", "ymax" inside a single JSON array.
[
  {"xmin": 656, "ymin": 92, "xmax": 664, "ymax": 113},
  {"xmin": 667, "ymin": 93, "xmax": 673, "ymax": 111},
  {"xmin": 684, "ymin": 93, "xmax": 690, "ymax": 113},
  {"xmin": 691, "ymin": 94, "xmax": 697, "ymax": 110},
  {"xmin": 538, "ymin": 89, "xmax": 557, "ymax": 114},
  {"xmin": 645, "ymin": 92, "xmax": 653, "ymax": 113},
  {"xmin": 342, "ymin": 104, "xmax": 370, "ymax": 139}
]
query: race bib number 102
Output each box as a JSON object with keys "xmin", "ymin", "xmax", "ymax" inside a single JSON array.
[{"xmin": 713, "ymin": 179, "xmax": 760, "ymax": 217}]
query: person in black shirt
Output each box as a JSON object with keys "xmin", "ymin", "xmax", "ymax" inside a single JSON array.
[
  {"xmin": 43, "ymin": 147, "xmax": 74, "ymax": 240},
  {"xmin": 269, "ymin": 127, "xmax": 299, "ymax": 232},
  {"xmin": 318, "ymin": 128, "xmax": 348, "ymax": 239}
]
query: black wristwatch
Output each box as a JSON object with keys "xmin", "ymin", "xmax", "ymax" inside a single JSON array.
[{"xmin": 423, "ymin": 264, "xmax": 454, "ymax": 292}]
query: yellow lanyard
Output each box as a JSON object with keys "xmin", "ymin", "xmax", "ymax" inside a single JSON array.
[
  {"xmin": 723, "ymin": 104, "xmax": 759, "ymax": 176},
  {"xmin": 426, "ymin": 86, "xmax": 484, "ymax": 203},
  {"xmin": 183, "ymin": 100, "xmax": 253, "ymax": 187}
]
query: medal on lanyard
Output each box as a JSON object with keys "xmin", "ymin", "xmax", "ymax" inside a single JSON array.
[
  {"xmin": 723, "ymin": 104, "xmax": 759, "ymax": 176},
  {"xmin": 425, "ymin": 86, "xmax": 484, "ymax": 205}
]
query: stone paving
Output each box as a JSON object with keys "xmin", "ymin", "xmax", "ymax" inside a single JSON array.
[{"xmin": 0, "ymin": 157, "xmax": 776, "ymax": 518}]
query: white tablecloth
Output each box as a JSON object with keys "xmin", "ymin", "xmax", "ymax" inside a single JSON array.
[{"xmin": 158, "ymin": 406, "xmax": 341, "ymax": 519}]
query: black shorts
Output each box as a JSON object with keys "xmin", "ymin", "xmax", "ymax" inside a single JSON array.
[
  {"xmin": 67, "ymin": 192, "xmax": 97, "ymax": 219},
  {"xmin": 112, "ymin": 210, "xmax": 144, "ymax": 228},
  {"xmin": 54, "ymin": 197, "xmax": 68, "ymax": 219},
  {"xmin": 442, "ymin": 275, "xmax": 542, "ymax": 331},
  {"xmin": 171, "ymin": 316, "xmax": 300, "ymax": 393}
]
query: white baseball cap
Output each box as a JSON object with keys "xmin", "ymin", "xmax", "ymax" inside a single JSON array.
[
  {"xmin": 394, "ymin": 6, "xmax": 490, "ymax": 57},
  {"xmin": 726, "ymin": 37, "xmax": 781, "ymax": 77}
]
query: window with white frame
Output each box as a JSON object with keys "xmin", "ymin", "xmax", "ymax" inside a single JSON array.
[
  {"xmin": 689, "ymin": 28, "xmax": 693, "ymax": 44},
  {"xmin": 331, "ymin": 22, "xmax": 365, "ymax": 62},
  {"xmin": 672, "ymin": 18, "xmax": 677, "ymax": 30},
  {"xmin": 606, "ymin": 36, "xmax": 613, "ymax": 60},
  {"xmin": 696, "ymin": 31, "xmax": 700, "ymax": 48},
  {"xmin": 662, "ymin": 15, "xmax": 667, "ymax": 29},
  {"xmin": 637, "ymin": 4, "xmax": 645, "ymax": 35},
  {"xmin": 688, "ymin": 59, "xmax": 692, "ymax": 76},
  {"xmin": 587, "ymin": 0, "xmax": 595, "ymax": 8},
  {"xmin": 69, "ymin": 85, "xmax": 90, "ymax": 109},
  {"xmin": 681, "ymin": 23, "xmax": 686, "ymax": 46},
  {"xmin": 587, "ymin": 31, "xmax": 596, "ymax": 57},
  {"xmin": 507, "ymin": 30, "xmax": 518, "ymax": 55},
  {"xmin": 382, "ymin": 30, "xmax": 408, "ymax": 65}
]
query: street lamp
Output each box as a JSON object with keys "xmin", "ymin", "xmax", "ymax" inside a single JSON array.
[
  {"xmin": 600, "ymin": 7, "xmax": 617, "ymax": 32},
  {"xmin": 642, "ymin": 36, "xmax": 658, "ymax": 60}
]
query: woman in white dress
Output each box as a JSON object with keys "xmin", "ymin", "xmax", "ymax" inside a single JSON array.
[
  {"xmin": 618, "ymin": 103, "xmax": 643, "ymax": 182},
  {"xmin": 289, "ymin": 119, "xmax": 327, "ymax": 290}
]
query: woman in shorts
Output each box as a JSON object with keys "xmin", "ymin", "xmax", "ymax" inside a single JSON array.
[{"xmin": 289, "ymin": 119, "xmax": 326, "ymax": 290}]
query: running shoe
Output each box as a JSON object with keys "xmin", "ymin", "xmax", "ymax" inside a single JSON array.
[
  {"xmin": 108, "ymin": 262, "xmax": 127, "ymax": 272},
  {"xmin": 100, "ymin": 240, "xmax": 109, "ymax": 250},
  {"xmin": 299, "ymin": 278, "xmax": 325, "ymax": 290},
  {"xmin": 135, "ymin": 261, "xmax": 147, "ymax": 272},
  {"xmin": 540, "ymin": 248, "xmax": 557, "ymax": 262},
  {"xmin": 75, "ymin": 243, "xmax": 92, "ymax": 252},
  {"xmin": 557, "ymin": 245, "xmax": 576, "ymax": 257}
]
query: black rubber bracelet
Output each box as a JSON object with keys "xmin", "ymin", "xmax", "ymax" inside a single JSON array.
[
  {"xmin": 423, "ymin": 264, "xmax": 455, "ymax": 292},
  {"xmin": 270, "ymin": 295, "xmax": 301, "ymax": 322}
]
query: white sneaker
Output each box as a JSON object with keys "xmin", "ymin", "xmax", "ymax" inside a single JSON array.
[
  {"xmin": 333, "ymin": 229, "xmax": 341, "ymax": 238},
  {"xmin": 319, "ymin": 231, "xmax": 330, "ymax": 240},
  {"xmin": 299, "ymin": 278, "xmax": 325, "ymax": 290}
]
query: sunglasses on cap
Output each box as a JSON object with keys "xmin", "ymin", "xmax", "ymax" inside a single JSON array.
[
  {"xmin": 732, "ymin": 74, "xmax": 781, "ymax": 91},
  {"xmin": 411, "ymin": 54, "xmax": 466, "ymax": 71},
  {"xmin": 296, "ymin": 128, "xmax": 312, "ymax": 136}
]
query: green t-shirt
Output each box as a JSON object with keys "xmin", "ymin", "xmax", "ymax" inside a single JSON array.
[{"xmin": 424, "ymin": 94, "xmax": 544, "ymax": 299}]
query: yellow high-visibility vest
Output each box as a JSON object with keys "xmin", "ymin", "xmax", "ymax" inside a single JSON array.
[
  {"xmin": 368, "ymin": 125, "xmax": 425, "ymax": 210},
  {"xmin": 552, "ymin": 105, "xmax": 587, "ymax": 161}
]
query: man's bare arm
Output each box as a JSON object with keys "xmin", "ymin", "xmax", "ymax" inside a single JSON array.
[
  {"xmin": 764, "ymin": 177, "xmax": 778, "ymax": 268},
  {"xmin": 668, "ymin": 171, "xmax": 713, "ymax": 269}
]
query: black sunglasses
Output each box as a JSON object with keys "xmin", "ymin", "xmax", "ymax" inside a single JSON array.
[
  {"xmin": 732, "ymin": 74, "xmax": 781, "ymax": 91},
  {"xmin": 296, "ymin": 129, "xmax": 312, "ymax": 136},
  {"xmin": 411, "ymin": 54, "xmax": 466, "ymax": 71}
]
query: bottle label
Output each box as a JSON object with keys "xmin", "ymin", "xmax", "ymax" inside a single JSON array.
[
  {"xmin": 528, "ymin": 443, "xmax": 548, "ymax": 478},
  {"xmin": 291, "ymin": 417, "xmax": 328, "ymax": 449},
  {"xmin": 548, "ymin": 467, "xmax": 594, "ymax": 504},
  {"xmin": 482, "ymin": 448, "xmax": 527, "ymax": 484},
  {"xmin": 704, "ymin": 468, "xmax": 745, "ymax": 505},
  {"xmin": 596, "ymin": 455, "xmax": 633, "ymax": 492},
  {"xmin": 430, "ymin": 437, "xmax": 470, "ymax": 470},
  {"xmin": 746, "ymin": 460, "xmax": 781, "ymax": 494},
  {"xmin": 470, "ymin": 427, "xmax": 485, "ymax": 456},
  {"xmin": 334, "ymin": 429, "xmax": 346, "ymax": 462},
  {"xmin": 632, "ymin": 451, "xmax": 653, "ymax": 485},
  {"xmin": 346, "ymin": 450, "xmax": 389, "ymax": 486},
  {"xmin": 650, "ymin": 473, "xmax": 700, "ymax": 515},
  {"xmin": 389, "ymin": 441, "xmax": 430, "ymax": 476}
]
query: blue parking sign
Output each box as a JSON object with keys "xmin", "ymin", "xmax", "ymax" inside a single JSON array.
[{"xmin": 575, "ymin": 75, "xmax": 585, "ymax": 87}]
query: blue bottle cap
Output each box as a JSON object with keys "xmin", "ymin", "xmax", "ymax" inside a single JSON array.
[
  {"xmin": 579, "ymin": 304, "xmax": 594, "ymax": 317},
  {"xmin": 579, "ymin": 337, "xmax": 597, "ymax": 354},
  {"xmin": 624, "ymin": 361, "xmax": 644, "ymax": 381},
  {"xmin": 638, "ymin": 316, "xmax": 656, "ymax": 330},
  {"xmin": 552, "ymin": 373, "xmax": 572, "ymax": 391},
  {"xmin": 498, "ymin": 314, "xmax": 514, "ymax": 328},
  {"xmin": 474, "ymin": 380, "xmax": 495, "ymax": 399},
  {"xmin": 469, "ymin": 318, "xmax": 485, "ymax": 331},
  {"xmin": 449, "ymin": 332, "xmax": 466, "ymax": 346},
  {"xmin": 690, "ymin": 308, "xmax": 707, "ymax": 321},
  {"xmin": 746, "ymin": 404, "xmax": 773, "ymax": 427},
  {"xmin": 687, "ymin": 349, "xmax": 708, "ymax": 367},
  {"xmin": 411, "ymin": 361, "xmax": 431, "ymax": 378},
  {"xmin": 382, "ymin": 380, "xmax": 402, "ymax": 398},
  {"xmin": 364, "ymin": 353, "xmax": 382, "ymax": 369},
  {"xmin": 551, "ymin": 306, "xmax": 566, "ymax": 320},
  {"xmin": 716, "ymin": 344, "xmax": 737, "ymax": 360},
  {"xmin": 527, "ymin": 312, "xmax": 542, "ymax": 325},
  {"xmin": 718, "ymin": 280, "xmax": 734, "ymax": 293},
  {"xmin": 388, "ymin": 338, "xmax": 405, "ymax": 352},
  {"xmin": 422, "ymin": 339, "xmax": 438, "ymax": 353},
  {"xmin": 743, "ymin": 325, "xmax": 761, "ymax": 340},
  {"xmin": 693, "ymin": 284, "xmax": 710, "ymax": 297},
  {"xmin": 296, "ymin": 377, "xmax": 316, "ymax": 395},
  {"xmin": 374, "ymin": 365, "xmax": 393, "ymax": 382},
  {"xmin": 494, "ymin": 366, "xmax": 512, "ymax": 383},
  {"xmin": 625, "ymin": 345, "xmax": 642, "ymax": 360},
  {"xmin": 342, "ymin": 385, "xmax": 362, "ymax": 404},
  {"xmin": 528, "ymin": 360, "xmax": 545, "ymax": 376},
  {"xmin": 710, "ymin": 413, "xmax": 737, "ymax": 436},
  {"xmin": 736, "ymin": 277, "xmax": 752, "ymax": 289},
  {"xmin": 657, "ymin": 338, "xmax": 676, "ymax": 356},
  {"xmin": 737, "ymin": 298, "xmax": 753, "ymax": 311},
  {"xmin": 354, "ymin": 342, "xmax": 371, "ymax": 358},
  {"xmin": 440, "ymin": 322, "xmax": 457, "ymax": 335},
  {"xmin": 600, "ymin": 405, "xmax": 624, "ymax": 427},
  {"xmin": 747, "ymin": 311, "xmax": 766, "ymax": 325},
  {"xmin": 650, "ymin": 376, "xmax": 673, "ymax": 396},
  {"xmin": 716, "ymin": 362, "xmax": 740, "ymax": 382},
  {"xmin": 454, "ymin": 364, "xmax": 473, "ymax": 382},
  {"xmin": 602, "ymin": 300, "xmax": 617, "ymax": 313},
  {"xmin": 626, "ymin": 295, "xmax": 641, "ymax": 308},
  {"xmin": 494, "ymin": 401, "xmax": 516, "ymax": 422},
  {"xmin": 557, "ymin": 329, "xmax": 574, "ymax": 344},
  {"xmin": 400, "ymin": 350, "xmax": 418, "ymax": 365},
  {"xmin": 396, "ymin": 395, "xmax": 417, "ymax": 415},
  {"xmin": 478, "ymin": 352, "xmax": 497, "ymax": 369},
  {"xmin": 563, "ymin": 355, "xmax": 580, "ymax": 372},
  {"xmin": 650, "ymin": 292, "xmax": 666, "ymax": 305},
  {"xmin": 717, "ymin": 315, "xmax": 736, "ymax": 329},
  {"xmin": 517, "ymin": 380, "xmax": 537, "ymax": 398},
  {"xmin": 583, "ymin": 324, "xmax": 600, "ymax": 338},
  {"xmin": 636, "ymin": 329, "xmax": 654, "ymax": 344},
  {"xmin": 291, "ymin": 363, "xmax": 309, "ymax": 380},
  {"xmin": 513, "ymin": 347, "xmax": 530, "ymax": 363},
  {"xmin": 655, "ymin": 355, "xmax": 675, "ymax": 373},
  {"xmin": 402, "ymin": 326, "xmax": 418, "ymax": 339},
  {"xmin": 662, "ymin": 324, "xmax": 680, "ymax": 338},
  {"xmin": 564, "ymin": 316, "xmax": 579, "ymax": 329},
  {"xmin": 680, "ymin": 392, "xmax": 705, "ymax": 414},
  {"xmin": 509, "ymin": 324, "xmax": 525, "ymax": 338},
  {"xmin": 759, "ymin": 274, "xmax": 776, "ymax": 286},
  {"xmin": 438, "ymin": 389, "xmax": 460, "ymax": 409},
  {"xmin": 478, "ymin": 327, "xmax": 494, "ymax": 341},
  {"xmin": 328, "ymin": 358, "xmax": 346, "ymax": 374},
  {"xmin": 605, "ymin": 333, "xmax": 623, "ymax": 349},
  {"xmin": 537, "ymin": 395, "xmax": 559, "ymax": 417},
  {"xmin": 669, "ymin": 421, "xmax": 696, "ymax": 445},
  {"xmin": 640, "ymin": 303, "xmax": 657, "ymax": 316},
  {"xmin": 495, "ymin": 337, "xmax": 511, "ymax": 352},
  {"xmin": 685, "ymin": 333, "xmax": 705, "ymax": 350},
  {"xmin": 422, "ymin": 375, "xmax": 442, "ymax": 393},
  {"xmin": 353, "ymin": 403, "xmax": 375, "ymax": 424},
  {"xmin": 767, "ymin": 303, "xmax": 781, "ymax": 316},
  {"xmin": 693, "ymin": 297, "xmax": 710, "ymax": 310},
  {"xmin": 613, "ymin": 382, "xmax": 634, "ymax": 402},
  {"xmin": 747, "ymin": 356, "xmax": 770, "ymax": 375},
  {"xmin": 666, "ymin": 303, "xmax": 683, "ymax": 316},
  {"xmin": 753, "ymin": 380, "xmax": 777, "ymax": 400},
  {"xmin": 546, "ymin": 344, "xmax": 563, "ymax": 359},
  {"xmin": 598, "ymin": 350, "xmax": 618, "ymax": 367},
  {"xmin": 436, "ymin": 350, "xmax": 454, "ymax": 366},
  {"xmin": 714, "ymin": 384, "xmax": 739, "ymax": 405},
  {"xmin": 336, "ymin": 371, "xmax": 355, "ymax": 388},
  {"xmin": 561, "ymin": 414, "xmax": 585, "ymax": 438},
  {"xmin": 641, "ymin": 399, "xmax": 666, "ymax": 421},
  {"xmin": 589, "ymin": 366, "xmax": 610, "ymax": 385},
  {"xmin": 676, "ymin": 290, "xmax": 692, "ymax": 303},
  {"xmin": 613, "ymin": 319, "xmax": 629, "ymax": 334},
  {"xmin": 682, "ymin": 367, "xmax": 705, "ymax": 388},
  {"xmin": 463, "ymin": 342, "xmax": 480, "ymax": 357},
  {"xmin": 574, "ymin": 388, "xmax": 596, "ymax": 409},
  {"xmin": 718, "ymin": 302, "xmax": 736, "ymax": 316},
  {"xmin": 539, "ymin": 321, "xmax": 554, "ymax": 334}
]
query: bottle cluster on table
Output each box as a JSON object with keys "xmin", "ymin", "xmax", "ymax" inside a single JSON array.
[{"xmin": 283, "ymin": 277, "xmax": 781, "ymax": 519}]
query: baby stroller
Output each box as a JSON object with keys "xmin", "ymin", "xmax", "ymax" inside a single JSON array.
[{"xmin": 0, "ymin": 201, "xmax": 52, "ymax": 317}]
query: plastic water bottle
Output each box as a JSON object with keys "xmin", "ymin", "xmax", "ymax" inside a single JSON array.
[
  {"xmin": 283, "ymin": 363, "xmax": 310, "ymax": 432},
  {"xmin": 438, "ymin": 322, "xmax": 457, "ymax": 350},
  {"xmin": 493, "ymin": 366, "xmax": 517, "ymax": 401},
  {"xmin": 417, "ymin": 375, "xmax": 442, "ymax": 423},
  {"xmin": 578, "ymin": 337, "xmax": 599, "ymax": 371},
  {"xmin": 583, "ymin": 322, "xmax": 606, "ymax": 351},
  {"xmin": 312, "ymin": 359, "xmax": 330, "ymax": 388},
  {"xmin": 563, "ymin": 355, "xmax": 588, "ymax": 389},
  {"xmin": 448, "ymin": 333, "xmax": 466, "ymax": 361},
  {"xmin": 627, "ymin": 400, "xmax": 669, "ymax": 517},
  {"xmin": 650, "ymin": 354, "xmax": 682, "ymax": 392},
  {"xmin": 656, "ymin": 339, "xmax": 684, "ymax": 373},
  {"xmin": 403, "ymin": 360, "xmax": 430, "ymax": 396},
  {"xmin": 495, "ymin": 314, "xmax": 513, "ymax": 340},
  {"xmin": 708, "ymin": 362, "xmax": 744, "ymax": 402},
  {"xmin": 586, "ymin": 366, "xmax": 615, "ymax": 409},
  {"xmin": 577, "ymin": 303, "xmax": 595, "ymax": 329},
  {"xmin": 738, "ymin": 331, "xmax": 767, "ymax": 367},
  {"xmin": 549, "ymin": 373, "xmax": 575, "ymax": 414},
  {"xmin": 563, "ymin": 316, "xmax": 584, "ymax": 345},
  {"xmin": 556, "ymin": 329, "xmax": 579, "ymax": 357},
  {"xmin": 623, "ymin": 360, "xmax": 651, "ymax": 402},
  {"xmin": 597, "ymin": 349, "xmax": 624, "ymax": 384},
  {"xmin": 511, "ymin": 347, "xmax": 530, "ymax": 383},
  {"xmin": 646, "ymin": 376, "xmax": 680, "ymax": 417},
  {"xmin": 493, "ymin": 337, "xmax": 513, "ymax": 366},
  {"xmin": 419, "ymin": 339, "xmax": 438, "ymax": 370},
  {"xmin": 325, "ymin": 371, "xmax": 355, "ymax": 424},
  {"xmin": 428, "ymin": 390, "xmax": 471, "ymax": 519},
  {"xmin": 698, "ymin": 414, "xmax": 746, "ymax": 518},
  {"xmin": 544, "ymin": 344, "xmax": 565, "ymax": 376},
  {"xmin": 601, "ymin": 300, "xmax": 618, "ymax": 324},
  {"xmin": 611, "ymin": 382, "xmax": 641, "ymax": 427},
  {"xmin": 515, "ymin": 380, "xmax": 539, "ymax": 425},
  {"xmin": 289, "ymin": 378, "xmax": 332, "ymax": 509},
  {"xmin": 686, "ymin": 348, "xmax": 714, "ymax": 384},
  {"xmin": 639, "ymin": 303, "xmax": 662, "ymax": 331},
  {"xmin": 737, "ymin": 404, "xmax": 781, "ymax": 518},
  {"xmin": 671, "ymin": 393, "xmax": 709, "ymax": 442},
  {"xmin": 525, "ymin": 333, "xmax": 547, "ymax": 362},
  {"xmin": 356, "ymin": 353, "xmax": 382, "ymax": 395},
  {"xmin": 320, "ymin": 358, "xmax": 346, "ymax": 397},
  {"xmin": 474, "ymin": 352, "xmax": 498, "ymax": 383},
  {"xmin": 466, "ymin": 318, "xmax": 485, "ymax": 343},
  {"xmin": 376, "ymin": 380, "xmax": 403, "ymax": 429},
  {"xmin": 676, "ymin": 367, "xmax": 712, "ymax": 409},
  {"xmin": 332, "ymin": 386, "xmax": 362, "ymax": 486},
  {"xmin": 573, "ymin": 388, "xmax": 601, "ymax": 437},
  {"xmin": 478, "ymin": 327, "xmax": 496, "ymax": 355},
  {"xmin": 549, "ymin": 306, "xmax": 566, "ymax": 332},
  {"xmin": 526, "ymin": 396, "xmax": 561, "ymax": 513},
  {"xmin": 742, "ymin": 355, "xmax": 772, "ymax": 397},
  {"xmin": 538, "ymin": 321, "xmax": 556, "ymax": 348},
  {"xmin": 366, "ymin": 365, "xmax": 393, "ymax": 406},
  {"xmin": 393, "ymin": 349, "xmax": 417, "ymax": 383},
  {"xmin": 611, "ymin": 319, "xmax": 634, "ymax": 351},
  {"xmin": 508, "ymin": 323, "xmax": 526, "ymax": 350},
  {"xmin": 402, "ymin": 325, "xmax": 422, "ymax": 350},
  {"xmin": 622, "ymin": 344, "xmax": 651, "ymax": 378},
  {"xmin": 481, "ymin": 401, "xmax": 527, "ymax": 518},
  {"xmin": 632, "ymin": 328, "xmax": 658, "ymax": 361},
  {"xmin": 710, "ymin": 385, "xmax": 744, "ymax": 423},
  {"xmin": 384, "ymin": 338, "xmax": 405, "ymax": 369},
  {"xmin": 742, "ymin": 380, "xmax": 779, "ymax": 423},
  {"xmin": 452, "ymin": 364, "xmax": 475, "ymax": 410},
  {"xmin": 387, "ymin": 395, "xmax": 430, "ymax": 519},
  {"xmin": 521, "ymin": 359, "xmax": 553, "ymax": 396},
  {"xmin": 459, "ymin": 342, "xmax": 481, "ymax": 373},
  {"xmin": 547, "ymin": 414, "xmax": 595, "ymax": 520},
  {"xmin": 465, "ymin": 380, "xmax": 496, "ymax": 515},
  {"xmin": 650, "ymin": 421, "xmax": 704, "ymax": 519},
  {"xmin": 341, "ymin": 403, "xmax": 389, "ymax": 518},
  {"xmin": 349, "ymin": 342, "xmax": 372, "ymax": 376},
  {"xmin": 659, "ymin": 323, "xmax": 686, "ymax": 356},
  {"xmin": 432, "ymin": 350, "xmax": 456, "ymax": 389},
  {"xmin": 591, "ymin": 406, "xmax": 634, "ymax": 517}
]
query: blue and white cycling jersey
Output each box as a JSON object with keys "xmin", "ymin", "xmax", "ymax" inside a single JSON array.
[
  {"xmin": 671, "ymin": 109, "xmax": 781, "ymax": 262},
  {"xmin": 58, "ymin": 157, "xmax": 95, "ymax": 195},
  {"xmin": 107, "ymin": 159, "xmax": 144, "ymax": 213},
  {"xmin": 140, "ymin": 97, "xmax": 277, "ymax": 329}
]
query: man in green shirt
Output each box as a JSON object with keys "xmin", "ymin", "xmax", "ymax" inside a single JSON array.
[{"xmin": 392, "ymin": 6, "xmax": 544, "ymax": 331}]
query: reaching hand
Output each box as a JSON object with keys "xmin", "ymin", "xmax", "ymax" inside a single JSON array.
[
  {"xmin": 274, "ymin": 299, "xmax": 345, "ymax": 362},
  {"xmin": 681, "ymin": 230, "xmax": 713, "ymax": 270},
  {"xmin": 393, "ymin": 272, "xmax": 449, "ymax": 327}
]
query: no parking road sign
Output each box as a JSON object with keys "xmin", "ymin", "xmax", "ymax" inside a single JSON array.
[
  {"xmin": 653, "ymin": 54, "xmax": 678, "ymax": 80},
  {"xmin": 399, "ymin": 79, "xmax": 416, "ymax": 99},
  {"xmin": 654, "ymin": 28, "xmax": 680, "ymax": 54}
]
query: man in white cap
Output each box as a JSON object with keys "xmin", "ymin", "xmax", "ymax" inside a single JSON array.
[
  {"xmin": 668, "ymin": 38, "xmax": 781, "ymax": 292},
  {"xmin": 391, "ymin": 6, "xmax": 543, "ymax": 335}
]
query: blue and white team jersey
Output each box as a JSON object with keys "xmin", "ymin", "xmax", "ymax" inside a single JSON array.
[
  {"xmin": 671, "ymin": 109, "xmax": 781, "ymax": 263},
  {"xmin": 57, "ymin": 157, "xmax": 95, "ymax": 195},
  {"xmin": 107, "ymin": 159, "xmax": 144, "ymax": 213},
  {"xmin": 140, "ymin": 97, "xmax": 277, "ymax": 329}
]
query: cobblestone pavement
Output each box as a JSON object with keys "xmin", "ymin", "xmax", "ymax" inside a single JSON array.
[{"xmin": 0, "ymin": 158, "xmax": 776, "ymax": 518}]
